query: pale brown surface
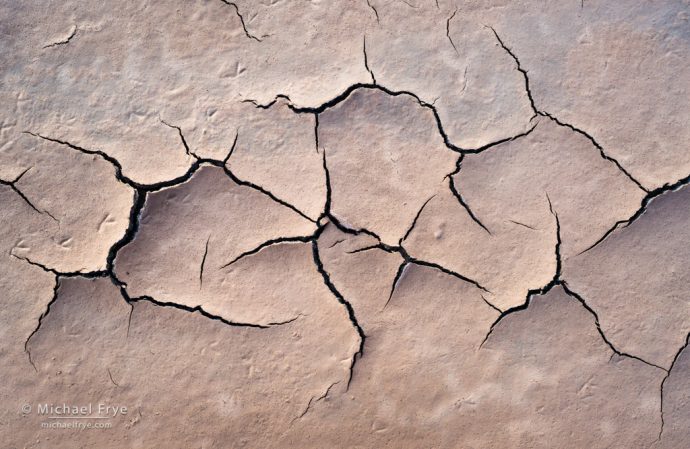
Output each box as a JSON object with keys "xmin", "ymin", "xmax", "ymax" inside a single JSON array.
[{"xmin": 1, "ymin": 0, "xmax": 689, "ymax": 448}]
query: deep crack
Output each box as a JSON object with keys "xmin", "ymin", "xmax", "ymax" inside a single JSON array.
[{"xmin": 312, "ymin": 236, "xmax": 366, "ymax": 391}]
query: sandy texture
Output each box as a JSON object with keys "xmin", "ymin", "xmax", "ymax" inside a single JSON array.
[{"xmin": 1, "ymin": 0, "xmax": 688, "ymax": 448}]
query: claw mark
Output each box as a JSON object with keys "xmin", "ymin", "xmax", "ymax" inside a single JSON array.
[{"xmin": 43, "ymin": 25, "xmax": 77, "ymax": 49}]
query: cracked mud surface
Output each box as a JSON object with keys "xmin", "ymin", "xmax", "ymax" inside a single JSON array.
[{"xmin": 1, "ymin": 1, "xmax": 689, "ymax": 448}]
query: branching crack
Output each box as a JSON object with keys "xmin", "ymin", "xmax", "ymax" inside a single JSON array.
[
  {"xmin": 346, "ymin": 240, "xmax": 492, "ymax": 296},
  {"xmin": 0, "ymin": 168, "xmax": 58, "ymax": 222},
  {"xmin": 480, "ymin": 193, "xmax": 562, "ymax": 347},
  {"xmin": 485, "ymin": 28, "xmax": 648, "ymax": 194}
]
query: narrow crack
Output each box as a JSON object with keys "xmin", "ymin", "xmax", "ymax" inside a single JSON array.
[
  {"xmin": 223, "ymin": 160, "xmax": 316, "ymax": 222},
  {"xmin": 24, "ymin": 277, "xmax": 60, "ymax": 372},
  {"xmin": 508, "ymin": 219, "xmax": 537, "ymax": 230},
  {"xmin": 383, "ymin": 261, "xmax": 409, "ymax": 310},
  {"xmin": 579, "ymin": 170, "xmax": 690, "ymax": 255},
  {"xmin": 560, "ymin": 283, "xmax": 667, "ymax": 372},
  {"xmin": 447, "ymin": 161, "xmax": 492, "ymax": 235},
  {"xmin": 11, "ymin": 253, "xmax": 108, "ymax": 278},
  {"xmin": 107, "ymin": 368, "xmax": 120, "ymax": 387},
  {"xmin": 160, "ymin": 118, "xmax": 197, "ymax": 158},
  {"xmin": 400, "ymin": 195, "xmax": 435, "ymax": 243},
  {"xmin": 487, "ymin": 26, "xmax": 537, "ymax": 115},
  {"xmin": 128, "ymin": 295, "xmax": 297, "ymax": 329},
  {"xmin": 658, "ymin": 332, "xmax": 690, "ymax": 441},
  {"xmin": 363, "ymin": 35, "xmax": 377, "ymax": 84},
  {"xmin": 294, "ymin": 381, "xmax": 340, "ymax": 421},
  {"xmin": 219, "ymin": 234, "xmax": 317, "ymax": 269},
  {"xmin": 312, "ymin": 237, "xmax": 366, "ymax": 391},
  {"xmin": 365, "ymin": 0, "xmax": 380, "ymax": 23},
  {"xmin": 446, "ymin": 10, "xmax": 459, "ymax": 55},
  {"xmin": 199, "ymin": 235, "xmax": 211, "ymax": 288},
  {"xmin": 345, "ymin": 239, "xmax": 492, "ymax": 296},
  {"xmin": 545, "ymin": 193, "xmax": 562, "ymax": 278},
  {"xmin": 219, "ymin": 0, "xmax": 263, "ymax": 42},
  {"xmin": 539, "ymin": 111, "xmax": 647, "ymax": 192},
  {"xmin": 43, "ymin": 25, "xmax": 77, "ymax": 49},
  {"xmin": 462, "ymin": 119, "xmax": 539, "ymax": 155},
  {"xmin": 480, "ymin": 294, "xmax": 502, "ymax": 314},
  {"xmin": 26, "ymin": 122, "xmax": 309, "ymax": 228}
]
